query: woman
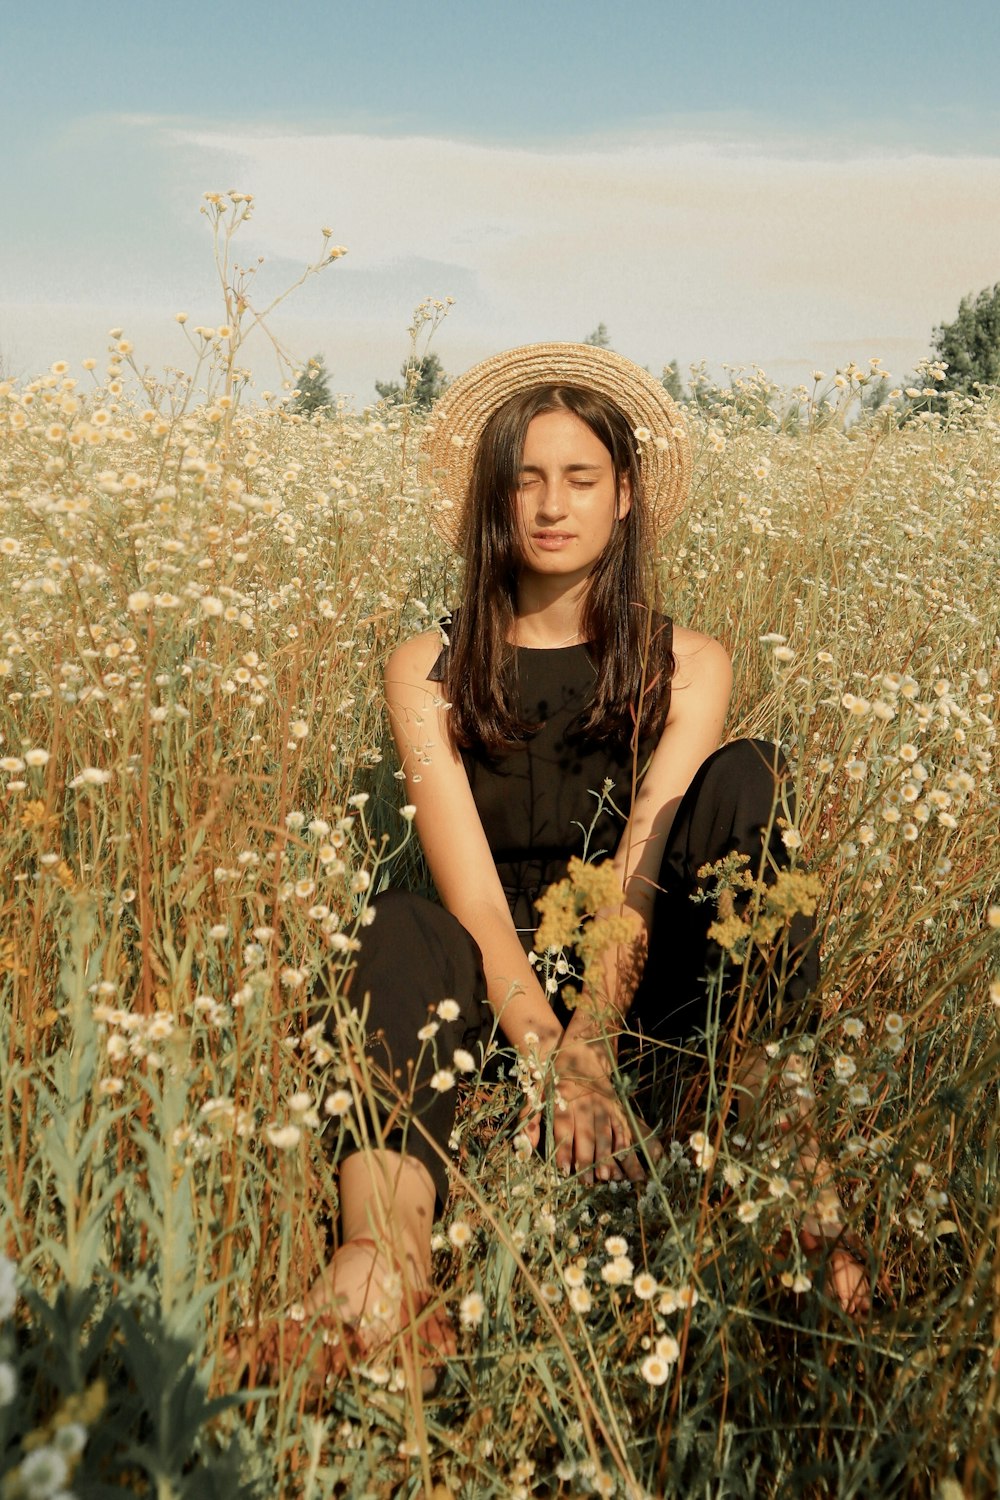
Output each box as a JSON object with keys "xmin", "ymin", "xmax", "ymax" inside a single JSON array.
[{"xmin": 245, "ymin": 344, "xmax": 868, "ymax": 1393}]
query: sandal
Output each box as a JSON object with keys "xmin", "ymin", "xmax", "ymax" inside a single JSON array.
[{"xmin": 225, "ymin": 1236, "xmax": 455, "ymax": 1401}]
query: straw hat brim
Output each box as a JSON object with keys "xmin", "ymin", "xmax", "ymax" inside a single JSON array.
[{"xmin": 418, "ymin": 342, "xmax": 691, "ymax": 548}]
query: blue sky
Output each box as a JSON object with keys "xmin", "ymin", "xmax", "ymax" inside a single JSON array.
[{"xmin": 3, "ymin": 0, "xmax": 1000, "ymax": 399}]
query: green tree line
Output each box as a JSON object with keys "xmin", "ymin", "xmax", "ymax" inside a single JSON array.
[{"xmin": 292, "ymin": 283, "xmax": 1000, "ymax": 420}]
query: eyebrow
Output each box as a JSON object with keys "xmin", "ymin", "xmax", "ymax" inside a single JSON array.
[{"xmin": 517, "ymin": 462, "xmax": 604, "ymax": 474}]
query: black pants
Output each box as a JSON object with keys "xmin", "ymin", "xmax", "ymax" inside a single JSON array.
[{"xmin": 327, "ymin": 739, "xmax": 818, "ymax": 1208}]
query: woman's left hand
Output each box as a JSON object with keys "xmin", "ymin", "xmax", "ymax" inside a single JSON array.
[{"xmin": 520, "ymin": 1038, "xmax": 663, "ymax": 1185}]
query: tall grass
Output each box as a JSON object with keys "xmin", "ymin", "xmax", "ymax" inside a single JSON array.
[{"xmin": 0, "ymin": 197, "xmax": 997, "ymax": 1497}]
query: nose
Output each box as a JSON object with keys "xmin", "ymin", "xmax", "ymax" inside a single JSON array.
[{"xmin": 532, "ymin": 479, "xmax": 569, "ymax": 523}]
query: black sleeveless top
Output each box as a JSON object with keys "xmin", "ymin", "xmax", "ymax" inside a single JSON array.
[{"xmin": 428, "ymin": 621, "xmax": 672, "ymax": 949}]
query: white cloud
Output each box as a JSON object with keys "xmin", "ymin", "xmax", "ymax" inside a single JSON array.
[
  {"xmin": 6, "ymin": 118, "xmax": 1000, "ymax": 398},
  {"xmin": 177, "ymin": 125, "xmax": 1000, "ymax": 381}
]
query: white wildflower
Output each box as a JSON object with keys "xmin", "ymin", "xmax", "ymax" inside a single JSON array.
[
  {"xmin": 20, "ymin": 1446, "xmax": 69, "ymax": 1498},
  {"xmin": 833, "ymin": 1054, "xmax": 857, "ymax": 1083},
  {"xmin": 53, "ymin": 1421, "xmax": 87, "ymax": 1457},
  {"xmin": 600, "ymin": 1255, "xmax": 634, "ymax": 1287},
  {"xmin": 459, "ymin": 1291, "xmax": 484, "ymax": 1328},
  {"xmin": 655, "ymin": 1333, "xmax": 681, "ymax": 1362},
  {"xmin": 448, "ymin": 1219, "xmax": 473, "ymax": 1249},
  {"xmin": 69, "ymin": 766, "xmax": 111, "ymax": 787},
  {"xmin": 640, "ymin": 1353, "xmax": 671, "ymax": 1386}
]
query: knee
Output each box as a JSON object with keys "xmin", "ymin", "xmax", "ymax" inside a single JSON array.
[
  {"xmin": 713, "ymin": 738, "xmax": 785, "ymax": 781},
  {"xmin": 352, "ymin": 889, "xmax": 484, "ymax": 1002},
  {"xmin": 364, "ymin": 888, "xmax": 440, "ymax": 942},
  {"xmin": 366, "ymin": 889, "xmax": 472, "ymax": 952},
  {"xmin": 697, "ymin": 738, "xmax": 785, "ymax": 801},
  {"xmin": 694, "ymin": 739, "xmax": 794, "ymax": 836}
]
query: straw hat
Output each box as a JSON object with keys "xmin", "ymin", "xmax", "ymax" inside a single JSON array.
[{"xmin": 419, "ymin": 342, "xmax": 691, "ymax": 548}]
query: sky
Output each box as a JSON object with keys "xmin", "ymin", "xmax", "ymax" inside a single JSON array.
[{"xmin": 2, "ymin": 0, "xmax": 1000, "ymax": 403}]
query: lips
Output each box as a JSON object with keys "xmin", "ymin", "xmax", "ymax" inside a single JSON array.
[{"xmin": 532, "ymin": 531, "xmax": 574, "ymax": 549}]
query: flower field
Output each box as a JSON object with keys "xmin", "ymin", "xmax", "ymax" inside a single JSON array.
[{"xmin": 0, "ymin": 204, "xmax": 997, "ymax": 1498}]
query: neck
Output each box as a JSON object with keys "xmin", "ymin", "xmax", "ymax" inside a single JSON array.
[{"xmin": 513, "ymin": 575, "xmax": 589, "ymax": 649}]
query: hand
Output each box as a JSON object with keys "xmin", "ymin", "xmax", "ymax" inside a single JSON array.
[{"xmin": 521, "ymin": 1039, "xmax": 662, "ymax": 1186}]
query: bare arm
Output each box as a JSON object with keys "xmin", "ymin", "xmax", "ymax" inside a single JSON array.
[
  {"xmin": 540, "ymin": 628, "xmax": 732, "ymax": 1182},
  {"xmin": 384, "ymin": 631, "xmax": 562, "ymax": 1057},
  {"xmin": 387, "ymin": 626, "xmax": 735, "ymax": 1190},
  {"xmin": 562, "ymin": 625, "xmax": 734, "ymax": 1044}
]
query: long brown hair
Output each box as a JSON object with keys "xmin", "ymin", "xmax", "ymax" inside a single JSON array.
[{"xmin": 445, "ymin": 384, "xmax": 674, "ymax": 755}]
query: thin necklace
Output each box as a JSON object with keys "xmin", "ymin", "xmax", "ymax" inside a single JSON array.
[{"xmin": 517, "ymin": 629, "xmax": 586, "ymax": 648}]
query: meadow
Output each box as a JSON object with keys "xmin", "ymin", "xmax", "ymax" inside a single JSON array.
[{"xmin": 0, "ymin": 199, "xmax": 998, "ymax": 1498}]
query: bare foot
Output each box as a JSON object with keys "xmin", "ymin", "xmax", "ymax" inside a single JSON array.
[
  {"xmin": 799, "ymin": 1228, "xmax": 872, "ymax": 1319},
  {"xmin": 824, "ymin": 1244, "xmax": 871, "ymax": 1318},
  {"xmin": 308, "ymin": 1234, "xmax": 456, "ymax": 1391},
  {"xmin": 227, "ymin": 1234, "xmax": 455, "ymax": 1400}
]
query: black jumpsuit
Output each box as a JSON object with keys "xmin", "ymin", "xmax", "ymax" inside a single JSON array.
[{"xmin": 330, "ymin": 626, "xmax": 817, "ymax": 1206}]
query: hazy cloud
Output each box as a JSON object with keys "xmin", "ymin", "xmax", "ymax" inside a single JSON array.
[{"xmin": 5, "ymin": 117, "xmax": 1000, "ymax": 399}]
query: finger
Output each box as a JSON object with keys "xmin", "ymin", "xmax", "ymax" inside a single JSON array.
[
  {"xmin": 609, "ymin": 1116, "xmax": 647, "ymax": 1184},
  {"xmin": 516, "ymin": 1099, "xmax": 542, "ymax": 1152},
  {"xmin": 829, "ymin": 1251, "xmax": 870, "ymax": 1317},
  {"xmin": 845, "ymin": 1267, "xmax": 871, "ymax": 1318},
  {"xmin": 618, "ymin": 1111, "xmax": 662, "ymax": 1172},
  {"xmin": 571, "ymin": 1115, "xmax": 598, "ymax": 1186},
  {"xmin": 593, "ymin": 1117, "xmax": 616, "ymax": 1182},
  {"xmin": 618, "ymin": 1142, "xmax": 648, "ymax": 1185},
  {"xmin": 639, "ymin": 1126, "xmax": 665, "ymax": 1167},
  {"xmin": 552, "ymin": 1111, "xmax": 578, "ymax": 1179},
  {"xmin": 609, "ymin": 1135, "xmax": 630, "ymax": 1180}
]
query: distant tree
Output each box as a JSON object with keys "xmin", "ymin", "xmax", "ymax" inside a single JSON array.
[
  {"xmin": 931, "ymin": 282, "xmax": 1000, "ymax": 395},
  {"xmin": 583, "ymin": 323, "xmax": 611, "ymax": 349},
  {"xmin": 860, "ymin": 374, "xmax": 891, "ymax": 414},
  {"xmin": 375, "ymin": 352, "xmax": 448, "ymax": 411},
  {"xmin": 661, "ymin": 359, "xmax": 685, "ymax": 402},
  {"xmin": 292, "ymin": 354, "xmax": 333, "ymax": 415}
]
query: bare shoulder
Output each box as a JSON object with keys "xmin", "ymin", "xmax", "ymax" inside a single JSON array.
[
  {"xmin": 385, "ymin": 629, "xmax": 447, "ymax": 690},
  {"xmin": 671, "ymin": 624, "xmax": 732, "ymax": 683}
]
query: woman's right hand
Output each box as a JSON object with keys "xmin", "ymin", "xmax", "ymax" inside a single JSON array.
[{"xmin": 522, "ymin": 1039, "xmax": 662, "ymax": 1186}]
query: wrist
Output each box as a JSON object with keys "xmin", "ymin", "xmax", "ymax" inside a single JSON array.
[
  {"xmin": 563, "ymin": 987, "xmax": 621, "ymax": 1040},
  {"xmin": 553, "ymin": 1033, "xmax": 615, "ymax": 1082}
]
